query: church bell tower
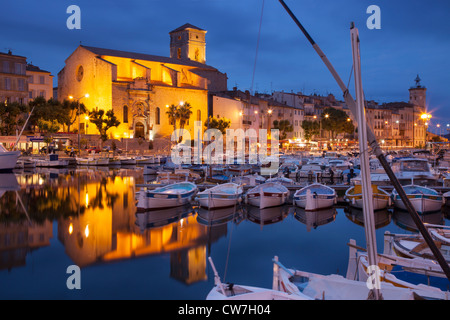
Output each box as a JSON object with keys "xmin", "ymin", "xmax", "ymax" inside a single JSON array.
[
  {"xmin": 409, "ymin": 75, "xmax": 427, "ymax": 108},
  {"xmin": 169, "ymin": 23, "xmax": 207, "ymax": 64}
]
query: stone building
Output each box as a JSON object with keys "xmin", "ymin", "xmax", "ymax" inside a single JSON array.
[
  {"xmin": 58, "ymin": 23, "xmax": 227, "ymax": 141},
  {"xmin": 26, "ymin": 64, "xmax": 54, "ymax": 101},
  {"xmin": 0, "ymin": 51, "xmax": 28, "ymax": 105}
]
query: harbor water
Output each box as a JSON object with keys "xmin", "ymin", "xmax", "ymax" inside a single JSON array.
[{"xmin": 0, "ymin": 168, "xmax": 449, "ymax": 299}]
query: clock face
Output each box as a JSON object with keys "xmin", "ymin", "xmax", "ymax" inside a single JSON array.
[{"xmin": 76, "ymin": 65, "xmax": 84, "ymax": 81}]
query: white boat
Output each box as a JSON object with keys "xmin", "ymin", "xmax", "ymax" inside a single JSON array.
[
  {"xmin": 156, "ymin": 169, "xmax": 202, "ymax": 184},
  {"xmin": 353, "ymin": 157, "xmax": 439, "ymax": 186},
  {"xmin": 135, "ymin": 156, "xmax": 155, "ymax": 165},
  {"xmin": 245, "ymin": 182, "xmax": 289, "ymax": 209},
  {"xmin": 391, "ymin": 184, "xmax": 443, "ymax": 214},
  {"xmin": 136, "ymin": 182, "xmax": 197, "ymax": 210},
  {"xmin": 0, "ymin": 145, "xmax": 21, "ymax": 172},
  {"xmin": 345, "ymin": 184, "xmax": 390, "ymax": 211},
  {"xmin": 76, "ymin": 157, "xmax": 109, "ymax": 166},
  {"xmin": 108, "ymin": 158, "xmax": 121, "ymax": 166},
  {"xmin": 35, "ymin": 155, "xmax": 69, "ymax": 168},
  {"xmin": 347, "ymin": 239, "xmax": 449, "ymax": 300},
  {"xmin": 266, "ymin": 176, "xmax": 295, "ymax": 185},
  {"xmin": 293, "ymin": 183, "xmax": 336, "ymax": 211},
  {"xmin": 444, "ymin": 191, "xmax": 450, "ymax": 206},
  {"xmin": 386, "ymin": 232, "xmax": 450, "ymax": 263},
  {"xmin": 231, "ymin": 174, "xmax": 265, "ymax": 186},
  {"xmin": 427, "ymin": 225, "xmax": 450, "ymax": 246},
  {"xmin": 196, "ymin": 183, "xmax": 243, "ymax": 209},
  {"xmin": 206, "ymin": 257, "xmax": 310, "ymax": 300},
  {"xmin": 119, "ymin": 156, "xmax": 137, "ymax": 165},
  {"xmin": 297, "ymin": 164, "xmax": 322, "ymax": 179},
  {"xmin": 278, "ymin": 163, "xmax": 299, "ymax": 178},
  {"xmin": 272, "ymin": 256, "xmax": 429, "ymax": 300}
]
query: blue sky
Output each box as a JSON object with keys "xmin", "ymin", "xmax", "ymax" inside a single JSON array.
[{"xmin": 2, "ymin": 0, "xmax": 449, "ymax": 133}]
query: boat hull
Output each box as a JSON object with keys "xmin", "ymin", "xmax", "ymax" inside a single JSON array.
[
  {"xmin": 392, "ymin": 194, "xmax": 442, "ymax": 214},
  {"xmin": 0, "ymin": 151, "xmax": 21, "ymax": 172}
]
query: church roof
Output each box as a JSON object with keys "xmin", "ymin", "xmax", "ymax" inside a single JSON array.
[
  {"xmin": 80, "ymin": 45, "xmax": 216, "ymax": 70},
  {"xmin": 169, "ymin": 23, "xmax": 206, "ymax": 34}
]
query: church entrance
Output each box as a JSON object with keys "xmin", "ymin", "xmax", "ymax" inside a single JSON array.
[{"xmin": 135, "ymin": 122, "xmax": 145, "ymax": 139}]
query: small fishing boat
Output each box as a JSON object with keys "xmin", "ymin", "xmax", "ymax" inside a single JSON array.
[
  {"xmin": 427, "ymin": 225, "xmax": 450, "ymax": 246},
  {"xmin": 278, "ymin": 163, "xmax": 299, "ymax": 178},
  {"xmin": 206, "ymin": 257, "xmax": 310, "ymax": 300},
  {"xmin": 135, "ymin": 156, "xmax": 155, "ymax": 165},
  {"xmin": 136, "ymin": 182, "xmax": 197, "ymax": 211},
  {"xmin": 347, "ymin": 239, "xmax": 449, "ymax": 299},
  {"xmin": 266, "ymin": 176, "xmax": 295, "ymax": 185},
  {"xmin": 35, "ymin": 155, "xmax": 69, "ymax": 168},
  {"xmin": 76, "ymin": 157, "xmax": 109, "ymax": 166},
  {"xmin": 108, "ymin": 157, "xmax": 122, "ymax": 166},
  {"xmin": 196, "ymin": 183, "xmax": 243, "ymax": 209},
  {"xmin": 245, "ymin": 182, "xmax": 289, "ymax": 209},
  {"xmin": 293, "ymin": 183, "xmax": 336, "ymax": 211},
  {"xmin": 231, "ymin": 174, "xmax": 265, "ymax": 186},
  {"xmin": 119, "ymin": 156, "xmax": 137, "ymax": 165},
  {"xmin": 207, "ymin": 173, "xmax": 230, "ymax": 184},
  {"xmin": 156, "ymin": 169, "xmax": 202, "ymax": 184},
  {"xmin": 444, "ymin": 191, "xmax": 450, "ymax": 206},
  {"xmin": 272, "ymin": 256, "xmax": 429, "ymax": 300},
  {"xmin": 391, "ymin": 185, "xmax": 443, "ymax": 214},
  {"xmin": 386, "ymin": 232, "xmax": 450, "ymax": 263},
  {"xmin": 345, "ymin": 184, "xmax": 390, "ymax": 211}
]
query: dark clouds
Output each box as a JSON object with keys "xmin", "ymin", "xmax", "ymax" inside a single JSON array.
[{"xmin": 2, "ymin": 0, "xmax": 450, "ymax": 129}]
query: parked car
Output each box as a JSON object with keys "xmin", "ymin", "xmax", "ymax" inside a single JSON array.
[{"xmin": 86, "ymin": 146, "xmax": 101, "ymax": 153}]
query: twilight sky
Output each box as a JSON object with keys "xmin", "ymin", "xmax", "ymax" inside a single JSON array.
[{"xmin": 2, "ymin": 0, "xmax": 449, "ymax": 133}]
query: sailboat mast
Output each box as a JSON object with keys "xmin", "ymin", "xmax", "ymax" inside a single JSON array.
[
  {"xmin": 278, "ymin": 0, "xmax": 450, "ymax": 282},
  {"xmin": 350, "ymin": 24, "xmax": 381, "ymax": 300}
]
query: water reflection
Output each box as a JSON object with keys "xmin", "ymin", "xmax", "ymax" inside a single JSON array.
[
  {"xmin": 293, "ymin": 207, "xmax": 337, "ymax": 231},
  {"xmin": 344, "ymin": 206, "xmax": 392, "ymax": 229},
  {"xmin": 392, "ymin": 208, "xmax": 444, "ymax": 232},
  {"xmin": 196, "ymin": 205, "xmax": 245, "ymax": 227},
  {"xmin": 246, "ymin": 205, "xmax": 290, "ymax": 228}
]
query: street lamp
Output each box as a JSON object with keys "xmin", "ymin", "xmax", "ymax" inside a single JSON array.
[
  {"xmin": 85, "ymin": 116, "xmax": 90, "ymax": 135},
  {"xmin": 69, "ymin": 93, "xmax": 89, "ymax": 156}
]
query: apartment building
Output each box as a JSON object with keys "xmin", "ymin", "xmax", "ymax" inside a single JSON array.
[{"xmin": 0, "ymin": 51, "xmax": 28, "ymax": 105}]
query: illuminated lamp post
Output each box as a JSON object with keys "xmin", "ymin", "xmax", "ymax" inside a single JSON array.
[{"xmin": 420, "ymin": 113, "xmax": 432, "ymax": 147}]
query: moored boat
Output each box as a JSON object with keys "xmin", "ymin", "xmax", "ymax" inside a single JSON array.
[
  {"xmin": 345, "ymin": 184, "xmax": 390, "ymax": 211},
  {"xmin": 294, "ymin": 183, "xmax": 336, "ymax": 211},
  {"xmin": 391, "ymin": 184, "xmax": 443, "ymax": 214},
  {"xmin": 136, "ymin": 182, "xmax": 197, "ymax": 211},
  {"xmin": 245, "ymin": 182, "xmax": 289, "ymax": 209},
  {"xmin": 196, "ymin": 183, "xmax": 243, "ymax": 209},
  {"xmin": 0, "ymin": 145, "xmax": 21, "ymax": 172}
]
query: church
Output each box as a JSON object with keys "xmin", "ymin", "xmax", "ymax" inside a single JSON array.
[{"xmin": 58, "ymin": 23, "xmax": 228, "ymax": 141}]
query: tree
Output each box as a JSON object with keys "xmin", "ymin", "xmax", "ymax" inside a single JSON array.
[
  {"xmin": 89, "ymin": 109, "xmax": 120, "ymax": 144},
  {"xmin": 61, "ymin": 99, "xmax": 87, "ymax": 132},
  {"xmin": 301, "ymin": 120, "xmax": 320, "ymax": 141},
  {"xmin": 272, "ymin": 119, "xmax": 293, "ymax": 140},
  {"xmin": 177, "ymin": 102, "xmax": 193, "ymax": 142},
  {"xmin": 0, "ymin": 101, "xmax": 29, "ymax": 135},
  {"xmin": 205, "ymin": 116, "xmax": 231, "ymax": 135},
  {"xmin": 321, "ymin": 107, "xmax": 355, "ymax": 139},
  {"xmin": 165, "ymin": 104, "xmax": 179, "ymax": 139}
]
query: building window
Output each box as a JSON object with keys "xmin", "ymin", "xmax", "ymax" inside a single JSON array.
[
  {"xmin": 177, "ymin": 48, "xmax": 181, "ymax": 59},
  {"xmin": 123, "ymin": 105, "xmax": 128, "ymax": 123},
  {"xmin": 156, "ymin": 107, "xmax": 160, "ymax": 125},
  {"xmin": 3, "ymin": 61, "xmax": 9, "ymax": 73},
  {"xmin": 39, "ymin": 76, "xmax": 45, "ymax": 84},
  {"xmin": 18, "ymin": 78, "xmax": 25, "ymax": 91},
  {"xmin": 28, "ymin": 75, "xmax": 34, "ymax": 83},
  {"xmin": 39, "ymin": 91, "xmax": 45, "ymax": 98},
  {"xmin": 29, "ymin": 91, "xmax": 33, "ymax": 99},
  {"xmin": 4, "ymin": 78, "xmax": 11, "ymax": 90}
]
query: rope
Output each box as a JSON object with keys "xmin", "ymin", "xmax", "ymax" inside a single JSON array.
[{"xmin": 250, "ymin": 0, "xmax": 265, "ymax": 95}]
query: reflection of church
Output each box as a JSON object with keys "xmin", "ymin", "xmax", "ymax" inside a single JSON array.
[{"xmin": 58, "ymin": 24, "xmax": 227, "ymax": 140}]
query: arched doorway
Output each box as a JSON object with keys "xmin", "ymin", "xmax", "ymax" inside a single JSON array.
[{"xmin": 135, "ymin": 122, "xmax": 145, "ymax": 139}]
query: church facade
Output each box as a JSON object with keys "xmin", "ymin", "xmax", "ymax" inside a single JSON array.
[{"xmin": 58, "ymin": 24, "xmax": 227, "ymax": 140}]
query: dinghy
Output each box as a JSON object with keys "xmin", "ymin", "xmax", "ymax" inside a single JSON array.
[
  {"xmin": 427, "ymin": 225, "xmax": 450, "ymax": 246},
  {"xmin": 293, "ymin": 183, "xmax": 336, "ymax": 211},
  {"xmin": 385, "ymin": 232, "xmax": 450, "ymax": 263},
  {"xmin": 391, "ymin": 185, "xmax": 443, "ymax": 214},
  {"xmin": 206, "ymin": 257, "xmax": 310, "ymax": 300},
  {"xmin": 196, "ymin": 183, "xmax": 243, "ymax": 209},
  {"xmin": 245, "ymin": 182, "xmax": 289, "ymax": 209},
  {"xmin": 347, "ymin": 239, "xmax": 449, "ymax": 299},
  {"xmin": 136, "ymin": 182, "xmax": 197, "ymax": 211},
  {"xmin": 344, "ymin": 184, "xmax": 390, "ymax": 211},
  {"xmin": 272, "ymin": 256, "xmax": 429, "ymax": 300}
]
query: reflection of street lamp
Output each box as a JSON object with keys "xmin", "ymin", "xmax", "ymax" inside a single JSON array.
[{"xmin": 69, "ymin": 93, "xmax": 89, "ymax": 156}]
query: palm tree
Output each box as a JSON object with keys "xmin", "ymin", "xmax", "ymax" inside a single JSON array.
[
  {"xmin": 166, "ymin": 104, "xmax": 179, "ymax": 140},
  {"xmin": 177, "ymin": 102, "xmax": 193, "ymax": 142}
]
